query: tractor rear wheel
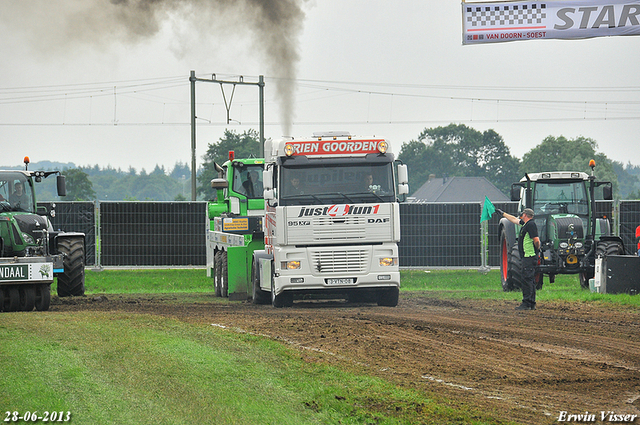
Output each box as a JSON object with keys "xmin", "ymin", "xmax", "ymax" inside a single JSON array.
[
  {"xmin": 500, "ymin": 230, "xmax": 521, "ymax": 291},
  {"xmin": 57, "ymin": 237, "xmax": 85, "ymax": 297}
]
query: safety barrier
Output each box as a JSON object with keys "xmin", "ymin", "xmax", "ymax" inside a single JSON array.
[{"xmin": 40, "ymin": 200, "xmax": 640, "ymax": 268}]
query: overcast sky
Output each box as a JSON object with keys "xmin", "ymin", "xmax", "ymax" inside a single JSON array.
[{"xmin": 1, "ymin": 0, "xmax": 639, "ymax": 173}]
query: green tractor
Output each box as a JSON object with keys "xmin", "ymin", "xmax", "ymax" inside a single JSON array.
[
  {"xmin": 0, "ymin": 157, "xmax": 85, "ymax": 312},
  {"xmin": 499, "ymin": 161, "xmax": 624, "ymax": 291},
  {"xmin": 206, "ymin": 152, "xmax": 265, "ymax": 300}
]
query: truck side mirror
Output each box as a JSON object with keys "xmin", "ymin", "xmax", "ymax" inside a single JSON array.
[
  {"xmin": 57, "ymin": 175, "xmax": 66, "ymax": 197},
  {"xmin": 264, "ymin": 189, "xmax": 275, "ymax": 201},
  {"xmin": 263, "ymin": 169, "xmax": 273, "ymax": 190},
  {"xmin": 397, "ymin": 164, "xmax": 408, "ymax": 185}
]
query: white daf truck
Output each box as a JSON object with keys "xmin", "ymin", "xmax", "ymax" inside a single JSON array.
[{"xmin": 251, "ymin": 132, "xmax": 408, "ymax": 307}]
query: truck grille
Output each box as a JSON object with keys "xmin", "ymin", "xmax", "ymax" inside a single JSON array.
[
  {"xmin": 311, "ymin": 249, "xmax": 368, "ymax": 273},
  {"xmin": 313, "ymin": 216, "xmax": 367, "ymax": 241}
]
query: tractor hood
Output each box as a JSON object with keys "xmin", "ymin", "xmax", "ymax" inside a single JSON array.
[{"xmin": 547, "ymin": 214, "xmax": 584, "ymax": 244}]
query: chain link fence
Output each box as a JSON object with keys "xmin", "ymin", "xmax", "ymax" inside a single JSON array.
[{"xmin": 40, "ymin": 200, "xmax": 640, "ymax": 268}]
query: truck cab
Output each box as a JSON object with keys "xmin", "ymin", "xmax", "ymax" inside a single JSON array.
[{"xmin": 253, "ymin": 132, "xmax": 408, "ymax": 307}]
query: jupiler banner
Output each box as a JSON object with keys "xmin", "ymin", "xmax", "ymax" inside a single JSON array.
[{"xmin": 462, "ymin": 0, "xmax": 640, "ymax": 44}]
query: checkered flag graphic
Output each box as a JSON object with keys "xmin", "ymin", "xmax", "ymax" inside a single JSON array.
[{"xmin": 466, "ymin": 3, "xmax": 546, "ymax": 28}]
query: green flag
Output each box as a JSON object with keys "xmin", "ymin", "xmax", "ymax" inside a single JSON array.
[{"xmin": 481, "ymin": 196, "xmax": 495, "ymax": 222}]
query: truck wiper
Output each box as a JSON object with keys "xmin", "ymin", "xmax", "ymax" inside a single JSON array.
[
  {"xmin": 281, "ymin": 194, "xmax": 323, "ymax": 204},
  {"xmin": 354, "ymin": 191, "xmax": 385, "ymax": 202}
]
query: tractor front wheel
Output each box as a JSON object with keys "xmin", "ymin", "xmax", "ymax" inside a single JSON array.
[{"xmin": 57, "ymin": 237, "xmax": 85, "ymax": 297}]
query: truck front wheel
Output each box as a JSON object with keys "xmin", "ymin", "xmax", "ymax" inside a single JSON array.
[
  {"xmin": 251, "ymin": 258, "xmax": 269, "ymax": 305},
  {"xmin": 377, "ymin": 287, "xmax": 399, "ymax": 307},
  {"xmin": 57, "ymin": 237, "xmax": 85, "ymax": 297},
  {"xmin": 271, "ymin": 268, "xmax": 293, "ymax": 308}
]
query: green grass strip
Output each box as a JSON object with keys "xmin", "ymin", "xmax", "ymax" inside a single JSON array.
[{"xmin": 0, "ymin": 311, "xmax": 498, "ymax": 425}]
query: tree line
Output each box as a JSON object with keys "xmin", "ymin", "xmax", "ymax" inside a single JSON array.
[
  {"xmin": 10, "ymin": 125, "xmax": 640, "ymax": 202},
  {"xmin": 398, "ymin": 123, "xmax": 640, "ymax": 199}
]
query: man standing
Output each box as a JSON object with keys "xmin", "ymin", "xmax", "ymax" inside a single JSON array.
[{"xmin": 497, "ymin": 208, "xmax": 541, "ymax": 310}]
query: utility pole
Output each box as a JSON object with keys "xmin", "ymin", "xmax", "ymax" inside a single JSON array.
[{"xmin": 189, "ymin": 71, "xmax": 265, "ymax": 201}]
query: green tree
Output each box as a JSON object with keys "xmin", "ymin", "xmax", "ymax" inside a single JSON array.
[
  {"xmin": 520, "ymin": 136, "xmax": 620, "ymax": 196},
  {"xmin": 63, "ymin": 168, "xmax": 96, "ymax": 201},
  {"xmin": 198, "ymin": 129, "xmax": 260, "ymax": 200},
  {"xmin": 398, "ymin": 124, "xmax": 521, "ymax": 194}
]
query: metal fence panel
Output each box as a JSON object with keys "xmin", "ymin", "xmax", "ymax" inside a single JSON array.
[
  {"xmin": 620, "ymin": 201, "xmax": 640, "ymax": 255},
  {"xmin": 100, "ymin": 202, "xmax": 207, "ymax": 266},
  {"xmin": 399, "ymin": 203, "xmax": 482, "ymax": 267},
  {"xmin": 35, "ymin": 200, "xmax": 640, "ymax": 268},
  {"xmin": 39, "ymin": 201, "xmax": 96, "ymax": 266}
]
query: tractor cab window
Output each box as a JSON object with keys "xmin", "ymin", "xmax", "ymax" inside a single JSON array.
[
  {"xmin": 533, "ymin": 181, "xmax": 588, "ymax": 216},
  {"xmin": 232, "ymin": 164, "xmax": 264, "ymax": 199},
  {"xmin": 0, "ymin": 173, "xmax": 34, "ymax": 213}
]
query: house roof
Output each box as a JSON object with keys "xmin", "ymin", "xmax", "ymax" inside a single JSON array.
[{"xmin": 410, "ymin": 176, "xmax": 509, "ymax": 203}]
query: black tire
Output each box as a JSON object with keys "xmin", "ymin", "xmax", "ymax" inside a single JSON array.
[
  {"xmin": 506, "ymin": 244, "xmax": 525, "ymax": 291},
  {"xmin": 5, "ymin": 286, "xmax": 20, "ymax": 312},
  {"xmin": 596, "ymin": 239, "xmax": 624, "ymax": 258},
  {"xmin": 220, "ymin": 252, "xmax": 228, "ymax": 298},
  {"xmin": 251, "ymin": 258, "xmax": 269, "ymax": 305},
  {"xmin": 34, "ymin": 284, "xmax": 51, "ymax": 312},
  {"xmin": 579, "ymin": 239, "xmax": 626, "ymax": 289},
  {"xmin": 271, "ymin": 266, "xmax": 292, "ymax": 308},
  {"xmin": 214, "ymin": 251, "xmax": 222, "ymax": 297},
  {"xmin": 377, "ymin": 287, "xmax": 399, "ymax": 307},
  {"xmin": 57, "ymin": 237, "xmax": 85, "ymax": 297},
  {"xmin": 579, "ymin": 271, "xmax": 592, "ymax": 290},
  {"xmin": 19, "ymin": 285, "xmax": 36, "ymax": 312},
  {"xmin": 499, "ymin": 230, "xmax": 516, "ymax": 292},
  {"xmin": 0, "ymin": 288, "xmax": 4, "ymax": 312}
]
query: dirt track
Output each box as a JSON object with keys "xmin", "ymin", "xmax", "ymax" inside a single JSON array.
[{"xmin": 53, "ymin": 293, "xmax": 640, "ymax": 424}]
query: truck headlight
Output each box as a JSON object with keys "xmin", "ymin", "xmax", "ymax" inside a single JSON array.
[
  {"xmin": 379, "ymin": 257, "xmax": 397, "ymax": 267},
  {"xmin": 282, "ymin": 260, "xmax": 301, "ymax": 270}
]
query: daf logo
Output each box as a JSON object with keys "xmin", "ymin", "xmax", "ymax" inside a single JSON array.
[{"xmin": 368, "ymin": 218, "xmax": 389, "ymax": 224}]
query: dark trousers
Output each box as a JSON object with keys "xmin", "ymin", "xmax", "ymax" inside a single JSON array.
[{"xmin": 521, "ymin": 256, "xmax": 537, "ymax": 307}]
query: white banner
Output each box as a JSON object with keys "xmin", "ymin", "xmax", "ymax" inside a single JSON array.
[{"xmin": 462, "ymin": 0, "xmax": 640, "ymax": 44}]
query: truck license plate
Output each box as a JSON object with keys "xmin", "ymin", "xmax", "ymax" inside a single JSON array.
[{"xmin": 326, "ymin": 278, "xmax": 355, "ymax": 285}]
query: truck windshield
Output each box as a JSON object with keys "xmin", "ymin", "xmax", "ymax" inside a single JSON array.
[
  {"xmin": 280, "ymin": 162, "xmax": 395, "ymax": 206},
  {"xmin": 0, "ymin": 173, "xmax": 34, "ymax": 213},
  {"xmin": 533, "ymin": 181, "xmax": 588, "ymax": 216},
  {"xmin": 232, "ymin": 164, "xmax": 264, "ymax": 199}
]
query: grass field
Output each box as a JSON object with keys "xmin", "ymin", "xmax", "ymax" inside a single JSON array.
[{"xmin": 2, "ymin": 269, "xmax": 637, "ymax": 424}]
